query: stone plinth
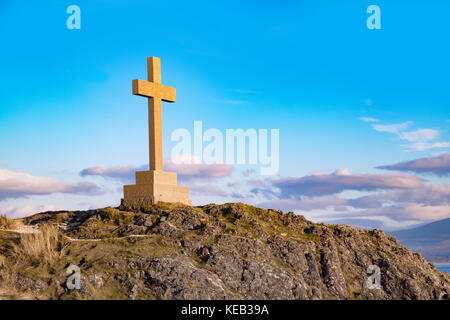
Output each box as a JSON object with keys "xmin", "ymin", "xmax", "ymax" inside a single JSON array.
[{"xmin": 122, "ymin": 170, "xmax": 191, "ymax": 208}]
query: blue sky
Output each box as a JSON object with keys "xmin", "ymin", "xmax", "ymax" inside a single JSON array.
[{"xmin": 1, "ymin": 0, "xmax": 449, "ymax": 231}]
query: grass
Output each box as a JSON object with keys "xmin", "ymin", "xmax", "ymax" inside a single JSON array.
[
  {"xmin": 0, "ymin": 215, "xmax": 20, "ymax": 230},
  {"xmin": 0, "ymin": 224, "xmax": 67, "ymax": 298},
  {"xmin": 352, "ymin": 290, "xmax": 361, "ymax": 299},
  {"xmin": 296, "ymin": 233, "xmax": 322, "ymax": 242},
  {"xmin": 10, "ymin": 224, "xmax": 67, "ymax": 265}
]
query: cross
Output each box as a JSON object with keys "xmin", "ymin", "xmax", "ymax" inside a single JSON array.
[{"xmin": 132, "ymin": 57, "xmax": 176, "ymax": 171}]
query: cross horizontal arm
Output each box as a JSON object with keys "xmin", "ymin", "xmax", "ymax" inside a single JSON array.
[{"xmin": 132, "ymin": 79, "xmax": 176, "ymax": 102}]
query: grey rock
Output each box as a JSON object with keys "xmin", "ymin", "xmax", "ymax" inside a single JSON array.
[
  {"xmin": 16, "ymin": 276, "xmax": 48, "ymax": 296},
  {"xmin": 88, "ymin": 274, "xmax": 104, "ymax": 288},
  {"xmin": 144, "ymin": 257, "xmax": 228, "ymax": 300}
]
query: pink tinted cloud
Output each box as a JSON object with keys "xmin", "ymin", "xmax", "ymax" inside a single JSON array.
[
  {"xmin": 377, "ymin": 153, "xmax": 450, "ymax": 176},
  {"xmin": 0, "ymin": 169, "xmax": 102, "ymax": 201},
  {"xmin": 80, "ymin": 165, "xmax": 146, "ymax": 183},
  {"xmin": 165, "ymin": 159, "xmax": 233, "ymax": 181},
  {"xmin": 269, "ymin": 168, "xmax": 423, "ymax": 197},
  {"xmin": 189, "ymin": 184, "xmax": 228, "ymax": 197},
  {"xmin": 80, "ymin": 160, "xmax": 234, "ymax": 183}
]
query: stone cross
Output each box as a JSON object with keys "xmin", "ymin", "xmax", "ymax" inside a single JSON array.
[
  {"xmin": 122, "ymin": 57, "xmax": 191, "ymax": 207},
  {"xmin": 132, "ymin": 57, "xmax": 176, "ymax": 171}
]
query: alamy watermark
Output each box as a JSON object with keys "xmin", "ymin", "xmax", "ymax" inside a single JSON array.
[
  {"xmin": 66, "ymin": 265, "xmax": 81, "ymax": 290},
  {"xmin": 66, "ymin": 5, "xmax": 81, "ymax": 30},
  {"xmin": 366, "ymin": 5, "xmax": 381, "ymax": 30},
  {"xmin": 65, "ymin": 5, "xmax": 380, "ymax": 31},
  {"xmin": 171, "ymin": 121, "xmax": 279, "ymax": 175},
  {"xmin": 366, "ymin": 265, "xmax": 382, "ymax": 290}
]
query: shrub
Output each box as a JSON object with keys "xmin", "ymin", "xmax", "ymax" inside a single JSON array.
[{"xmin": 99, "ymin": 207, "xmax": 133, "ymax": 226}]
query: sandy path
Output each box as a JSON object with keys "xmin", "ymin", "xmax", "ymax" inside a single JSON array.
[
  {"xmin": 63, "ymin": 234, "xmax": 151, "ymax": 242},
  {"xmin": 5, "ymin": 224, "xmax": 152, "ymax": 242},
  {"xmin": 3, "ymin": 225, "xmax": 40, "ymax": 234}
]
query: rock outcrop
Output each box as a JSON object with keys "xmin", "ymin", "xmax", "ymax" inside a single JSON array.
[{"xmin": 0, "ymin": 203, "xmax": 448, "ymax": 300}]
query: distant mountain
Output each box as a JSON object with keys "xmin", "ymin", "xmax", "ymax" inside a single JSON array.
[{"xmin": 391, "ymin": 218, "xmax": 450, "ymax": 262}]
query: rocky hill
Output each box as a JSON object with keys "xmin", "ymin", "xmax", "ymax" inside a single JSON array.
[{"xmin": 0, "ymin": 203, "xmax": 449, "ymax": 300}]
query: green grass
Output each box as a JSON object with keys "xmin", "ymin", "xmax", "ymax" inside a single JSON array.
[{"xmin": 99, "ymin": 207, "xmax": 134, "ymax": 226}]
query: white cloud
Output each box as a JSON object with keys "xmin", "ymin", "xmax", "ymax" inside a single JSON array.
[
  {"xmin": 356, "ymin": 204, "xmax": 450, "ymax": 222},
  {"xmin": 358, "ymin": 117, "xmax": 380, "ymax": 123},
  {"xmin": 214, "ymin": 99, "xmax": 246, "ymax": 105},
  {"xmin": 402, "ymin": 142, "xmax": 450, "ymax": 151},
  {"xmin": 232, "ymin": 89, "xmax": 263, "ymax": 94},
  {"xmin": 319, "ymin": 215, "xmax": 423, "ymax": 231},
  {"xmin": 398, "ymin": 129, "xmax": 439, "ymax": 142},
  {"xmin": 372, "ymin": 121, "xmax": 413, "ymax": 133},
  {"xmin": 367, "ymin": 120, "xmax": 448, "ymax": 152}
]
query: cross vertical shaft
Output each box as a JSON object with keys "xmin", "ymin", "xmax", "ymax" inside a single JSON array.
[
  {"xmin": 147, "ymin": 57, "xmax": 163, "ymax": 171},
  {"xmin": 148, "ymin": 96, "xmax": 163, "ymax": 171}
]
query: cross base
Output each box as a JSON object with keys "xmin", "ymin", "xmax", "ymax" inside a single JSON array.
[{"xmin": 122, "ymin": 170, "xmax": 192, "ymax": 208}]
